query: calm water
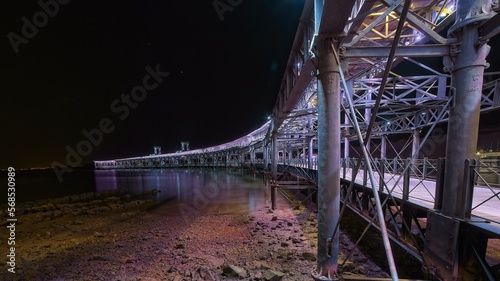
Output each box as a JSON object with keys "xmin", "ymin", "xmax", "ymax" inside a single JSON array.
[{"xmin": 1, "ymin": 169, "xmax": 274, "ymax": 214}]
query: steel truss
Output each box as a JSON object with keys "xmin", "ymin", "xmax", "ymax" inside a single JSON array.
[{"xmin": 95, "ymin": 1, "xmax": 500, "ymax": 280}]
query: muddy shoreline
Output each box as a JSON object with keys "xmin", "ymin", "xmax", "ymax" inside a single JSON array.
[{"xmin": 0, "ymin": 188, "xmax": 392, "ymax": 280}]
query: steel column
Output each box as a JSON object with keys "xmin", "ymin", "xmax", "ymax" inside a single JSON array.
[
  {"xmin": 271, "ymin": 131, "xmax": 278, "ymax": 210},
  {"xmin": 343, "ymin": 81, "xmax": 352, "ymax": 161},
  {"xmin": 264, "ymin": 145, "xmax": 269, "ymax": 169},
  {"xmin": 364, "ymin": 94, "xmax": 372, "ymax": 186},
  {"xmin": 311, "ymin": 37, "xmax": 340, "ymax": 280},
  {"xmin": 250, "ymin": 148, "xmax": 255, "ymax": 165},
  {"xmin": 308, "ymin": 109, "xmax": 315, "ymax": 170},
  {"xmin": 343, "ymin": 138, "xmax": 349, "ymax": 159},
  {"xmin": 287, "ymin": 143, "xmax": 292, "ymax": 165},
  {"xmin": 423, "ymin": 1, "xmax": 494, "ymax": 280},
  {"xmin": 412, "ymin": 129, "xmax": 420, "ymax": 160},
  {"xmin": 379, "ymin": 159, "xmax": 385, "ymax": 192},
  {"xmin": 381, "ymin": 135, "xmax": 387, "ymax": 160},
  {"xmin": 308, "ymin": 137, "xmax": 314, "ymax": 170},
  {"xmin": 442, "ymin": 0, "xmax": 492, "ymax": 219}
]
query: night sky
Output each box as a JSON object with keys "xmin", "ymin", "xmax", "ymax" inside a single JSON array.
[
  {"xmin": 1, "ymin": 1, "xmax": 305, "ymax": 169},
  {"xmin": 2, "ymin": 1, "xmax": 499, "ymax": 170}
]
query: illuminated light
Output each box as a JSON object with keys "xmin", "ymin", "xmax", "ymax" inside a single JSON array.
[{"xmin": 386, "ymin": 121, "xmax": 391, "ymax": 125}]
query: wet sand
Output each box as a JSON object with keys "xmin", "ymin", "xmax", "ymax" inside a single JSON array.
[{"xmin": 1, "ymin": 173, "xmax": 391, "ymax": 280}]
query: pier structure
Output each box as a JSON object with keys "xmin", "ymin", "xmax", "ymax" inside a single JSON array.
[{"xmin": 96, "ymin": 1, "xmax": 500, "ymax": 279}]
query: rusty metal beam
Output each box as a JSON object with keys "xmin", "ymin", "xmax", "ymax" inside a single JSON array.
[
  {"xmin": 342, "ymin": 44, "xmax": 449, "ymax": 58},
  {"xmin": 479, "ymin": 13, "xmax": 500, "ymax": 42},
  {"xmin": 318, "ymin": 0, "xmax": 357, "ymax": 36}
]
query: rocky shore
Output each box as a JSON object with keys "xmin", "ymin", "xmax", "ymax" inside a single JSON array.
[{"xmin": 0, "ymin": 189, "xmax": 391, "ymax": 280}]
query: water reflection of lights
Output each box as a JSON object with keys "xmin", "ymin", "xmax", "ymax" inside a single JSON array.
[{"xmin": 94, "ymin": 170, "xmax": 271, "ymax": 215}]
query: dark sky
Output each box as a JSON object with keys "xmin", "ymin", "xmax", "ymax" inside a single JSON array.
[{"xmin": 1, "ymin": 1, "xmax": 305, "ymax": 169}]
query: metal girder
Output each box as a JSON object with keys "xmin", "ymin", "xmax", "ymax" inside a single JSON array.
[
  {"xmin": 380, "ymin": 0, "xmax": 448, "ymax": 44},
  {"xmin": 344, "ymin": 0, "xmax": 378, "ymax": 44},
  {"xmin": 479, "ymin": 12, "xmax": 500, "ymax": 42},
  {"xmin": 269, "ymin": 0, "xmax": 460, "ymax": 142},
  {"xmin": 345, "ymin": 0, "xmax": 404, "ymax": 47},
  {"xmin": 270, "ymin": 0, "xmax": 315, "ymax": 134},
  {"xmin": 272, "ymin": 72, "xmax": 500, "ymax": 141},
  {"xmin": 342, "ymin": 44, "xmax": 449, "ymax": 58},
  {"xmin": 269, "ymin": 71, "xmax": 500, "ymax": 141},
  {"xmin": 317, "ymin": 0, "xmax": 357, "ymax": 36}
]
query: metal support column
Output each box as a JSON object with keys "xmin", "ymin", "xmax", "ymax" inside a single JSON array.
[
  {"xmin": 402, "ymin": 158, "xmax": 413, "ymax": 242},
  {"xmin": 423, "ymin": 1, "xmax": 494, "ymax": 280},
  {"xmin": 381, "ymin": 135, "xmax": 387, "ymax": 160},
  {"xmin": 343, "ymin": 137, "xmax": 349, "ymax": 160},
  {"xmin": 264, "ymin": 145, "xmax": 269, "ymax": 169},
  {"xmin": 412, "ymin": 129, "xmax": 420, "ymax": 160},
  {"xmin": 311, "ymin": 37, "xmax": 341, "ymax": 280},
  {"xmin": 380, "ymin": 135, "xmax": 387, "ymax": 191},
  {"xmin": 379, "ymin": 159, "xmax": 385, "ymax": 192},
  {"xmin": 343, "ymin": 82, "xmax": 352, "ymax": 162},
  {"xmin": 271, "ymin": 131, "xmax": 278, "ymax": 210},
  {"xmin": 308, "ymin": 108, "xmax": 315, "ymax": 170},
  {"xmin": 364, "ymin": 98, "xmax": 371, "ymax": 186},
  {"xmin": 411, "ymin": 129, "xmax": 420, "ymax": 177},
  {"xmin": 308, "ymin": 137, "xmax": 314, "ymax": 170},
  {"xmin": 442, "ymin": 0, "xmax": 491, "ymax": 218},
  {"xmin": 287, "ymin": 143, "xmax": 292, "ymax": 165},
  {"xmin": 343, "ymin": 111, "xmax": 350, "ymax": 161},
  {"xmin": 250, "ymin": 148, "xmax": 255, "ymax": 165}
]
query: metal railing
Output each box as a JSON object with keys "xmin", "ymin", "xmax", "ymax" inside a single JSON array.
[
  {"xmin": 466, "ymin": 159, "xmax": 500, "ymax": 224},
  {"xmin": 339, "ymin": 157, "xmax": 440, "ymax": 204},
  {"xmin": 282, "ymin": 157, "xmax": 500, "ymax": 226}
]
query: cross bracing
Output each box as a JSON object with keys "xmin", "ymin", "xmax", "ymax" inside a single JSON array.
[{"xmin": 95, "ymin": 1, "xmax": 500, "ymax": 279}]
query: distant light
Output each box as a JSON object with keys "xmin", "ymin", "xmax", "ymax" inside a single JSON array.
[
  {"xmin": 416, "ymin": 35, "xmax": 422, "ymax": 41},
  {"xmin": 267, "ymin": 116, "xmax": 271, "ymax": 120},
  {"xmin": 421, "ymin": 112, "xmax": 426, "ymax": 116},
  {"xmin": 386, "ymin": 121, "xmax": 391, "ymax": 125}
]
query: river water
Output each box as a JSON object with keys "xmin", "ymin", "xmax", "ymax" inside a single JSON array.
[
  {"xmin": 94, "ymin": 169, "xmax": 273, "ymax": 215},
  {"xmin": 1, "ymin": 169, "xmax": 275, "ymax": 215}
]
